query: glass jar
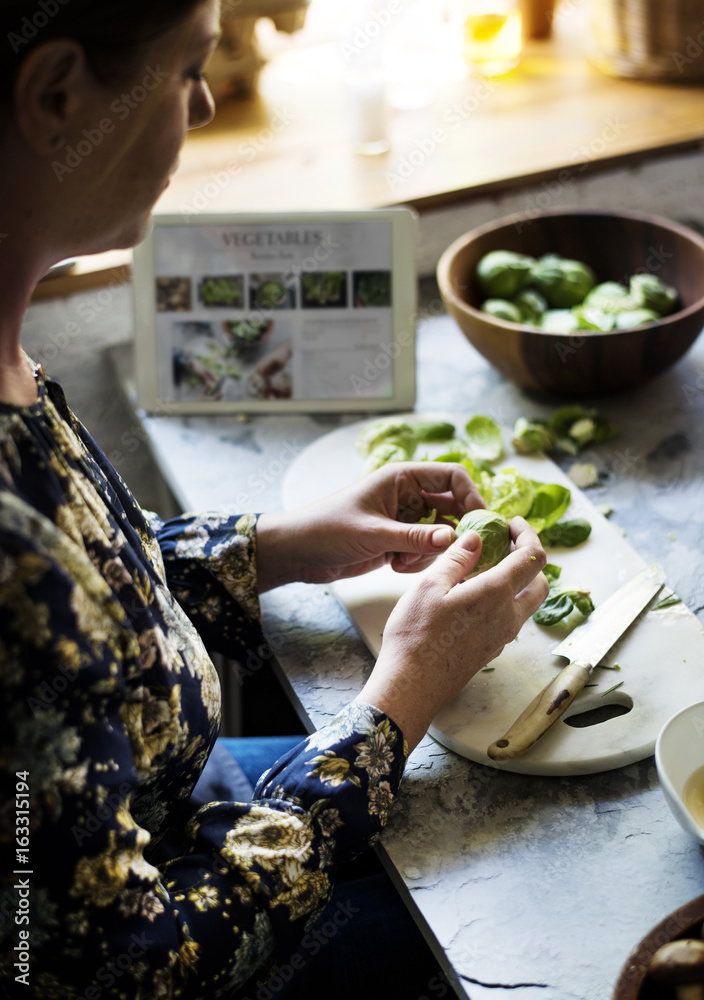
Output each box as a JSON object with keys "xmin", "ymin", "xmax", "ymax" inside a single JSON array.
[{"xmin": 458, "ymin": 0, "xmax": 522, "ymax": 76}]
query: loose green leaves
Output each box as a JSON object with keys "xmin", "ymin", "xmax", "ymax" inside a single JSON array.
[
  {"xmin": 356, "ymin": 417, "xmax": 457, "ymax": 474},
  {"xmin": 539, "ymin": 517, "xmax": 592, "ymax": 548},
  {"xmin": 464, "ymin": 415, "xmax": 504, "ymax": 462},
  {"xmin": 533, "ymin": 583, "xmax": 595, "ymax": 627},
  {"xmin": 512, "ymin": 417, "xmax": 554, "ymax": 454},
  {"xmin": 533, "ymin": 562, "xmax": 594, "ymax": 626},
  {"xmin": 511, "ymin": 405, "xmax": 617, "ymax": 457},
  {"xmin": 525, "ymin": 482, "xmax": 571, "ymax": 534}
]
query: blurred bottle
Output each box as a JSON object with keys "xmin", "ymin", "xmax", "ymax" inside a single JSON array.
[
  {"xmin": 520, "ymin": 0, "xmax": 555, "ymax": 38},
  {"xmin": 338, "ymin": 0, "xmax": 390, "ymax": 155},
  {"xmin": 459, "ymin": 0, "xmax": 522, "ymax": 76}
]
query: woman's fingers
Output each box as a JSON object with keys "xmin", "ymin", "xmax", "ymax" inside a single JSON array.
[
  {"xmin": 380, "ymin": 462, "xmax": 485, "ymax": 518},
  {"xmin": 420, "ymin": 529, "xmax": 483, "ymax": 590}
]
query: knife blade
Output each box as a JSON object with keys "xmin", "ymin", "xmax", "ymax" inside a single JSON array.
[{"xmin": 487, "ymin": 563, "xmax": 666, "ymax": 761}]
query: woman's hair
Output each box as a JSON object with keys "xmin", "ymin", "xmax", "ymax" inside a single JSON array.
[{"xmin": 1, "ymin": 0, "xmax": 207, "ymax": 100}]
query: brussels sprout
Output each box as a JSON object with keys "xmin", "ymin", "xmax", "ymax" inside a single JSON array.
[
  {"xmin": 481, "ymin": 298, "xmax": 523, "ymax": 323},
  {"xmin": 513, "ymin": 288, "xmax": 548, "ymax": 324},
  {"xmin": 511, "ymin": 417, "xmax": 554, "ymax": 454},
  {"xmin": 582, "ymin": 281, "xmax": 634, "ymax": 314},
  {"xmin": 614, "ymin": 308, "xmax": 660, "ymax": 329},
  {"xmin": 572, "ymin": 306, "xmax": 616, "ymax": 331},
  {"xmin": 529, "ymin": 254, "xmax": 596, "ymax": 308},
  {"xmin": 479, "ymin": 467, "xmax": 535, "ymax": 518},
  {"xmin": 540, "ymin": 309, "xmax": 581, "ymax": 333},
  {"xmin": 465, "ymin": 415, "xmax": 504, "ymax": 462},
  {"xmin": 630, "ymin": 273, "xmax": 679, "ymax": 316},
  {"xmin": 476, "ymin": 250, "xmax": 536, "ymax": 299},
  {"xmin": 455, "ymin": 508, "xmax": 512, "ymax": 573},
  {"xmin": 547, "ymin": 405, "xmax": 617, "ymax": 451}
]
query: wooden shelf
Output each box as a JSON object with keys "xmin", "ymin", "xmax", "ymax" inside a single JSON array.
[{"xmin": 34, "ymin": 6, "xmax": 704, "ymax": 299}]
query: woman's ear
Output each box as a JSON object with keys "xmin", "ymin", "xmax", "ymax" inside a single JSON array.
[{"xmin": 13, "ymin": 39, "xmax": 88, "ymax": 155}]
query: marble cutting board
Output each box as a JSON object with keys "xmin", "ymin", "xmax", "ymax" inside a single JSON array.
[{"xmin": 281, "ymin": 414, "xmax": 704, "ymax": 776}]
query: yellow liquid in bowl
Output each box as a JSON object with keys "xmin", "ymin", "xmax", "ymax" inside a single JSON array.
[{"xmin": 683, "ymin": 764, "xmax": 704, "ymax": 829}]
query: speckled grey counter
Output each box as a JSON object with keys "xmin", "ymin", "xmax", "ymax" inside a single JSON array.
[{"xmin": 134, "ymin": 300, "xmax": 704, "ymax": 1000}]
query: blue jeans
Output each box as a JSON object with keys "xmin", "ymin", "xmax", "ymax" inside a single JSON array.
[{"xmin": 218, "ymin": 737, "xmax": 463, "ymax": 1000}]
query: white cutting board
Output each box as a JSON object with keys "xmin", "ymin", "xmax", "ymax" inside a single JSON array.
[{"xmin": 282, "ymin": 414, "xmax": 704, "ymax": 775}]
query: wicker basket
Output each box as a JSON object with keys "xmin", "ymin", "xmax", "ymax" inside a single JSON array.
[{"xmin": 588, "ymin": 0, "xmax": 704, "ymax": 80}]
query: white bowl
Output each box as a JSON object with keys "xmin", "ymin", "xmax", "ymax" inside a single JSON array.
[{"xmin": 655, "ymin": 700, "xmax": 704, "ymax": 845}]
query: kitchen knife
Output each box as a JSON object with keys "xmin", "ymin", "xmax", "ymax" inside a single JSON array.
[{"xmin": 487, "ymin": 563, "xmax": 666, "ymax": 761}]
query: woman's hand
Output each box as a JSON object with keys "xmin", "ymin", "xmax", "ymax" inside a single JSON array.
[
  {"xmin": 356, "ymin": 518, "xmax": 549, "ymax": 752},
  {"xmin": 255, "ymin": 462, "xmax": 485, "ymax": 592}
]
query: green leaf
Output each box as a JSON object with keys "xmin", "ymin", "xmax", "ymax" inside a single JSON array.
[
  {"xmin": 464, "ymin": 415, "xmax": 504, "ymax": 462},
  {"xmin": 526, "ymin": 482, "xmax": 571, "ymax": 533},
  {"xmin": 412, "ymin": 420, "xmax": 456, "ymax": 443},
  {"xmin": 543, "ymin": 563, "xmax": 562, "ymax": 582},
  {"xmin": 418, "ymin": 508, "xmax": 437, "ymax": 525},
  {"xmin": 479, "ymin": 467, "xmax": 535, "ymax": 518},
  {"xmin": 434, "ymin": 449, "xmax": 480, "ymax": 482},
  {"xmin": 572, "ymin": 592, "xmax": 595, "ymax": 617},
  {"xmin": 539, "ymin": 518, "xmax": 592, "ymax": 548},
  {"xmin": 533, "ymin": 590, "xmax": 576, "ymax": 626},
  {"xmin": 533, "ymin": 584, "xmax": 594, "ymax": 626},
  {"xmin": 653, "ymin": 593, "xmax": 682, "ymax": 610}
]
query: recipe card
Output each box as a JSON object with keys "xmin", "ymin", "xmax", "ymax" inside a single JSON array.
[{"xmin": 133, "ymin": 209, "xmax": 417, "ymax": 414}]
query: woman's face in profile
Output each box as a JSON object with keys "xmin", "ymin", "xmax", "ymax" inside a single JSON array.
[{"xmin": 57, "ymin": 0, "xmax": 220, "ymax": 254}]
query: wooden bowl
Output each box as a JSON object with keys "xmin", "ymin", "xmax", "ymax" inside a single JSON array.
[
  {"xmin": 613, "ymin": 895, "xmax": 704, "ymax": 999},
  {"xmin": 436, "ymin": 209, "xmax": 704, "ymax": 398}
]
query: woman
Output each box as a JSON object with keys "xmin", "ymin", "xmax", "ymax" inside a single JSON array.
[{"xmin": 0, "ymin": 1, "xmax": 548, "ymax": 997}]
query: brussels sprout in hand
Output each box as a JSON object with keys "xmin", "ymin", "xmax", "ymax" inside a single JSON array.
[
  {"xmin": 630, "ymin": 273, "xmax": 679, "ymax": 316},
  {"xmin": 529, "ymin": 254, "xmax": 597, "ymax": 308},
  {"xmin": 455, "ymin": 508, "xmax": 512, "ymax": 574},
  {"xmin": 476, "ymin": 250, "xmax": 536, "ymax": 299},
  {"xmin": 481, "ymin": 298, "xmax": 523, "ymax": 323}
]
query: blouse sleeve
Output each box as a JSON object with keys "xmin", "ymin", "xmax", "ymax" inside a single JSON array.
[
  {"xmin": 149, "ymin": 510, "xmax": 266, "ymax": 661},
  {"xmin": 0, "ymin": 529, "xmax": 407, "ymax": 999}
]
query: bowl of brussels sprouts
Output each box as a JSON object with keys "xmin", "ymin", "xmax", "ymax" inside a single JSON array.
[{"xmin": 436, "ymin": 208, "xmax": 704, "ymax": 397}]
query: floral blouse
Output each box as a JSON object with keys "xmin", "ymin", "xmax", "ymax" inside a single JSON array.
[{"xmin": 0, "ymin": 366, "xmax": 407, "ymax": 999}]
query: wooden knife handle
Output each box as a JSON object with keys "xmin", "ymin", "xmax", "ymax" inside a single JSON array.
[{"xmin": 487, "ymin": 660, "xmax": 592, "ymax": 761}]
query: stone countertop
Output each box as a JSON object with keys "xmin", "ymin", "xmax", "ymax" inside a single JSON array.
[{"xmin": 135, "ymin": 300, "xmax": 704, "ymax": 1000}]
